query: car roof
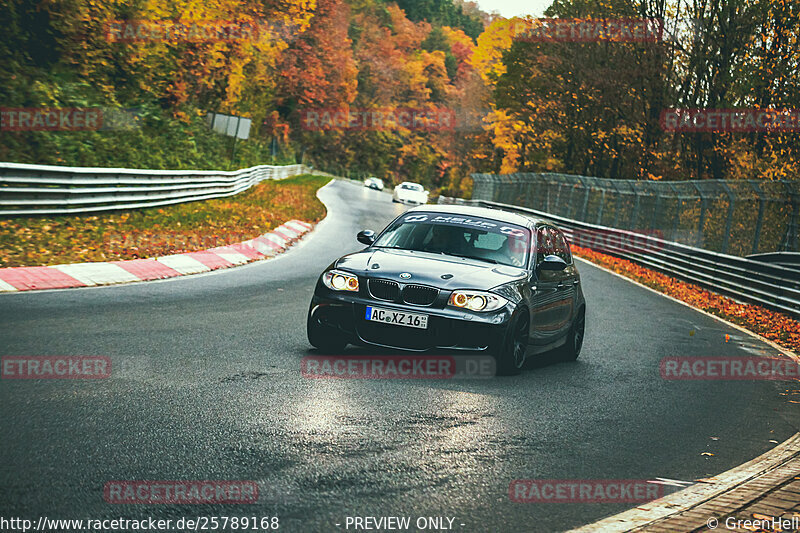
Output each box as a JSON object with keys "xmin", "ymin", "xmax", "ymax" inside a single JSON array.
[{"xmin": 407, "ymin": 203, "xmax": 546, "ymax": 228}]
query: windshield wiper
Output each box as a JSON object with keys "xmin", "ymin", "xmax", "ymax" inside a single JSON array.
[
  {"xmin": 436, "ymin": 252, "xmax": 500, "ymax": 264},
  {"xmin": 456, "ymin": 255, "xmax": 499, "ymax": 264},
  {"xmin": 415, "ymin": 249, "xmax": 501, "ymax": 265}
]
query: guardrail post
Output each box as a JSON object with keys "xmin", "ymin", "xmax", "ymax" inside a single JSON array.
[
  {"xmin": 673, "ymin": 197, "xmax": 682, "ymax": 240},
  {"xmin": 596, "ymin": 188, "xmax": 605, "ymax": 225},
  {"xmin": 580, "ymin": 178, "xmax": 590, "ymax": 222},
  {"xmin": 554, "ymin": 177, "xmax": 564, "ymax": 215},
  {"xmin": 750, "ymin": 181, "xmax": 766, "ymax": 255},
  {"xmin": 554, "ymin": 175, "xmax": 563, "ymax": 213},
  {"xmin": 523, "ymin": 175, "xmax": 533, "ymax": 208},
  {"xmin": 785, "ymin": 182, "xmax": 799, "ymax": 252},
  {"xmin": 649, "ymin": 185, "xmax": 663, "ymax": 233},
  {"xmin": 544, "ymin": 176, "xmax": 552, "ymax": 212},
  {"xmin": 608, "ymin": 181, "xmax": 623, "ymax": 228},
  {"xmin": 667, "ymin": 183, "xmax": 679, "ymax": 241},
  {"xmin": 630, "ymin": 190, "xmax": 640, "ymax": 230},
  {"xmin": 691, "ymin": 183, "xmax": 706, "ymax": 248},
  {"xmin": 488, "ymin": 174, "xmax": 498, "ymax": 201},
  {"xmin": 719, "ymin": 182, "xmax": 736, "ymax": 254}
]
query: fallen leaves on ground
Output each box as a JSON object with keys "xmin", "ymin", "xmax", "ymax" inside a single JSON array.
[{"xmin": 0, "ymin": 175, "xmax": 329, "ymax": 267}]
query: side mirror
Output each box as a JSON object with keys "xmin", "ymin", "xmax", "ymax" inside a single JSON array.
[
  {"xmin": 357, "ymin": 230, "xmax": 375, "ymax": 245},
  {"xmin": 538, "ymin": 254, "xmax": 567, "ymax": 271}
]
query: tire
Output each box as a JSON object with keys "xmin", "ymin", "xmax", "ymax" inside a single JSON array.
[
  {"xmin": 494, "ymin": 311, "xmax": 530, "ymax": 376},
  {"xmin": 307, "ymin": 312, "xmax": 348, "ymax": 353},
  {"xmin": 557, "ymin": 308, "xmax": 585, "ymax": 361}
]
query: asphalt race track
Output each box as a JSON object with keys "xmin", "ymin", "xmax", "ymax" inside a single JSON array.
[{"xmin": 1, "ymin": 179, "xmax": 798, "ymax": 532}]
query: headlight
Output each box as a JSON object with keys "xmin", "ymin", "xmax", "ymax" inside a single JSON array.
[
  {"xmin": 448, "ymin": 290, "xmax": 508, "ymax": 312},
  {"xmin": 322, "ymin": 270, "xmax": 359, "ymax": 292}
]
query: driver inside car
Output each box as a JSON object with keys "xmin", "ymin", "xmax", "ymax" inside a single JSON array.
[{"xmin": 501, "ymin": 235, "xmax": 526, "ymax": 267}]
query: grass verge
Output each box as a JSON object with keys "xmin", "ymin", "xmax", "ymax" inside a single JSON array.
[
  {"xmin": 0, "ymin": 175, "xmax": 330, "ymax": 267},
  {"xmin": 572, "ymin": 245, "xmax": 800, "ymax": 355}
]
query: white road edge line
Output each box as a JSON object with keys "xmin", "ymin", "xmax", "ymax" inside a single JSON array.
[
  {"xmin": 573, "ymin": 256, "xmax": 799, "ymax": 361},
  {"xmin": 569, "ymin": 255, "xmax": 800, "ymax": 533},
  {"xmin": 567, "ymin": 432, "xmax": 800, "ymax": 533}
]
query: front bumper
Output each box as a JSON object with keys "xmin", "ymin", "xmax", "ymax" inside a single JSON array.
[
  {"xmin": 309, "ymin": 290, "xmax": 512, "ymax": 352},
  {"xmin": 396, "ymin": 198, "xmax": 425, "ymax": 205}
]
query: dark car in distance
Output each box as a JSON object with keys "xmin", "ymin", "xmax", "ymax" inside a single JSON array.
[{"xmin": 306, "ymin": 204, "xmax": 586, "ymax": 375}]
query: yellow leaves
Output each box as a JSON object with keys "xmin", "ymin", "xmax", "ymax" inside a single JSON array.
[
  {"xmin": 471, "ymin": 17, "xmax": 529, "ymax": 86},
  {"xmin": 441, "ymin": 26, "xmax": 474, "ymax": 52}
]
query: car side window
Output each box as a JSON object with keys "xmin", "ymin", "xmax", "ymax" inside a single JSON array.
[
  {"xmin": 551, "ymin": 228, "xmax": 572, "ymax": 264},
  {"xmin": 535, "ymin": 227, "xmax": 555, "ymax": 265}
]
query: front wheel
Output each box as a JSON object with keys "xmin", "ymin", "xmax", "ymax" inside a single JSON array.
[
  {"xmin": 557, "ymin": 308, "xmax": 585, "ymax": 361},
  {"xmin": 307, "ymin": 312, "xmax": 348, "ymax": 353},
  {"xmin": 494, "ymin": 311, "xmax": 530, "ymax": 376}
]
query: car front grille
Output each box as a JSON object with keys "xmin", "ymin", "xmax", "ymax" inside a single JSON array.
[
  {"xmin": 402, "ymin": 284, "xmax": 439, "ymax": 306},
  {"xmin": 368, "ymin": 279, "xmax": 400, "ymax": 301}
]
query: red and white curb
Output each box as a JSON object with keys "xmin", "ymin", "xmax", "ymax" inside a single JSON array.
[{"xmin": 0, "ymin": 220, "xmax": 313, "ymax": 292}]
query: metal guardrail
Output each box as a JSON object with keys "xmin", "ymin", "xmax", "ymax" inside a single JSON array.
[
  {"xmin": 0, "ymin": 162, "xmax": 333, "ymax": 216},
  {"xmin": 471, "ymin": 173, "xmax": 800, "ymax": 256},
  {"xmin": 438, "ymin": 195, "xmax": 800, "ymax": 320}
]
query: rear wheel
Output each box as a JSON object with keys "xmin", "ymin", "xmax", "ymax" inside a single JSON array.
[
  {"xmin": 495, "ymin": 311, "xmax": 530, "ymax": 376},
  {"xmin": 557, "ymin": 308, "xmax": 585, "ymax": 361}
]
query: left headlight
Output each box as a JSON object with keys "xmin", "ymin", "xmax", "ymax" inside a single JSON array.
[
  {"xmin": 322, "ymin": 269, "xmax": 359, "ymax": 292},
  {"xmin": 448, "ymin": 290, "xmax": 508, "ymax": 312}
]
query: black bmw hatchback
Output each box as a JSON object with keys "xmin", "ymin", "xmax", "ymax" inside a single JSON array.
[{"xmin": 306, "ymin": 204, "xmax": 586, "ymax": 375}]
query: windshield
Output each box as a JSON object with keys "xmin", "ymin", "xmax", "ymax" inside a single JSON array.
[
  {"xmin": 374, "ymin": 212, "xmax": 530, "ymax": 267},
  {"xmin": 400, "ymin": 183, "xmax": 423, "ymax": 191}
]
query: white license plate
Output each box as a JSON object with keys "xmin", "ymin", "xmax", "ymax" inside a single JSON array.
[{"xmin": 366, "ymin": 306, "xmax": 429, "ymax": 329}]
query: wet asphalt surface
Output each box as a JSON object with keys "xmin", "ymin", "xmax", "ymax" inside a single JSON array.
[{"xmin": 1, "ymin": 180, "xmax": 798, "ymax": 532}]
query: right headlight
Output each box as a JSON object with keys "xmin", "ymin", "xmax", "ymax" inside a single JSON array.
[
  {"xmin": 448, "ymin": 290, "xmax": 508, "ymax": 312},
  {"xmin": 322, "ymin": 269, "xmax": 359, "ymax": 292}
]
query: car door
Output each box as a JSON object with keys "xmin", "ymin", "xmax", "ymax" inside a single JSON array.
[
  {"xmin": 550, "ymin": 227, "xmax": 576, "ymax": 338},
  {"xmin": 530, "ymin": 226, "xmax": 561, "ymax": 345}
]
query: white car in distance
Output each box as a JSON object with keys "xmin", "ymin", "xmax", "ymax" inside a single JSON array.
[
  {"xmin": 392, "ymin": 182, "xmax": 429, "ymax": 205},
  {"xmin": 363, "ymin": 177, "xmax": 385, "ymax": 191}
]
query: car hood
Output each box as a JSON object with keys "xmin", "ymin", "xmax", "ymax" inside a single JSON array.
[{"xmin": 335, "ymin": 248, "xmax": 525, "ymax": 290}]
